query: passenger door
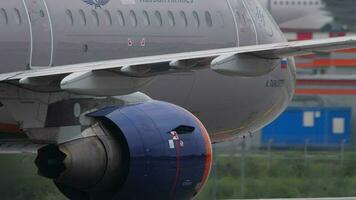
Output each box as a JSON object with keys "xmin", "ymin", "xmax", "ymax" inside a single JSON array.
[
  {"xmin": 227, "ymin": 0, "xmax": 258, "ymax": 46},
  {"xmin": 23, "ymin": 0, "xmax": 52, "ymax": 67}
]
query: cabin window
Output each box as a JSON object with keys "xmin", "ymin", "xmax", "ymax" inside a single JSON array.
[
  {"xmin": 216, "ymin": 11, "xmax": 224, "ymax": 27},
  {"xmin": 104, "ymin": 10, "xmax": 112, "ymax": 26},
  {"xmin": 117, "ymin": 10, "xmax": 125, "ymax": 26},
  {"xmin": 91, "ymin": 10, "xmax": 99, "ymax": 26},
  {"xmin": 13, "ymin": 8, "xmax": 21, "ymax": 25},
  {"xmin": 154, "ymin": 11, "xmax": 162, "ymax": 27},
  {"xmin": 0, "ymin": 9, "xmax": 8, "ymax": 25},
  {"xmin": 65, "ymin": 9, "xmax": 74, "ymax": 25},
  {"xmin": 142, "ymin": 10, "xmax": 150, "ymax": 26},
  {"xmin": 39, "ymin": 10, "xmax": 45, "ymax": 18},
  {"xmin": 82, "ymin": 43, "xmax": 89, "ymax": 53},
  {"xmin": 167, "ymin": 11, "xmax": 175, "ymax": 27},
  {"xmin": 180, "ymin": 11, "xmax": 188, "ymax": 27},
  {"xmin": 192, "ymin": 11, "xmax": 200, "ymax": 27},
  {"xmin": 129, "ymin": 10, "xmax": 137, "ymax": 27},
  {"xmin": 78, "ymin": 9, "xmax": 86, "ymax": 25},
  {"xmin": 205, "ymin": 11, "xmax": 212, "ymax": 27}
]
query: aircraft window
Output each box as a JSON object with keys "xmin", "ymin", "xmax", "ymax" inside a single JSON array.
[
  {"xmin": 142, "ymin": 10, "xmax": 150, "ymax": 26},
  {"xmin": 39, "ymin": 10, "xmax": 45, "ymax": 18},
  {"xmin": 78, "ymin": 9, "xmax": 86, "ymax": 25},
  {"xmin": 91, "ymin": 10, "xmax": 99, "ymax": 26},
  {"xmin": 179, "ymin": 11, "xmax": 188, "ymax": 27},
  {"xmin": 235, "ymin": 10, "xmax": 240, "ymax": 20},
  {"xmin": 216, "ymin": 11, "xmax": 224, "ymax": 27},
  {"xmin": 0, "ymin": 9, "xmax": 8, "ymax": 25},
  {"xmin": 192, "ymin": 11, "xmax": 200, "ymax": 28},
  {"xmin": 13, "ymin": 8, "xmax": 21, "ymax": 25},
  {"xmin": 205, "ymin": 11, "xmax": 212, "ymax": 27},
  {"xmin": 82, "ymin": 43, "xmax": 89, "ymax": 53},
  {"xmin": 66, "ymin": 9, "xmax": 74, "ymax": 25},
  {"xmin": 155, "ymin": 11, "xmax": 162, "ymax": 27},
  {"xmin": 104, "ymin": 10, "xmax": 112, "ymax": 26},
  {"xmin": 167, "ymin": 11, "xmax": 175, "ymax": 27},
  {"xmin": 129, "ymin": 10, "xmax": 137, "ymax": 27},
  {"xmin": 117, "ymin": 10, "xmax": 125, "ymax": 26}
]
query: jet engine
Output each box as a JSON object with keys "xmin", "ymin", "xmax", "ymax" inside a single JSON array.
[{"xmin": 35, "ymin": 101, "xmax": 212, "ymax": 200}]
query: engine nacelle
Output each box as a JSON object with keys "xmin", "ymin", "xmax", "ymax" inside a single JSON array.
[
  {"xmin": 36, "ymin": 100, "xmax": 212, "ymax": 200},
  {"xmin": 211, "ymin": 54, "xmax": 280, "ymax": 76},
  {"xmin": 60, "ymin": 70, "xmax": 152, "ymax": 96}
]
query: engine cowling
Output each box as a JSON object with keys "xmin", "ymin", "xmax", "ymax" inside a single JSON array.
[{"xmin": 35, "ymin": 100, "xmax": 212, "ymax": 200}]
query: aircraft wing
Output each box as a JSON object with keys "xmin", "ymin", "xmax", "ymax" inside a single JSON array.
[{"xmin": 1, "ymin": 36, "xmax": 356, "ymax": 82}]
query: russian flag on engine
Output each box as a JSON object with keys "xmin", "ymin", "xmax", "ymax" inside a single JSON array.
[{"xmin": 281, "ymin": 58, "xmax": 288, "ymax": 69}]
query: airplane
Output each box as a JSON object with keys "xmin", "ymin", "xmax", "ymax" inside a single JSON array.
[
  {"xmin": 259, "ymin": 0, "xmax": 334, "ymax": 31},
  {"xmin": 323, "ymin": 0, "xmax": 356, "ymax": 31},
  {"xmin": 0, "ymin": 0, "xmax": 355, "ymax": 199}
]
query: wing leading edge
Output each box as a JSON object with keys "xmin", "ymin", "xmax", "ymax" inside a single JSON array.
[{"xmin": 1, "ymin": 36, "xmax": 356, "ymax": 82}]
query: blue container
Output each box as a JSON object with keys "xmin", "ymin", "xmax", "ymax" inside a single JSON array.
[{"xmin": 262, "ymin": 107, "xmax": 352, "ymax": 149}]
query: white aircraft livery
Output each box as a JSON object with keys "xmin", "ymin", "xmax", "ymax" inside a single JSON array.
[
  {"xmin": 259, "ymin": 0, "xmax": 333, "ymax": 31},
  {"xmin": 0, "ymin": 0, "xmax": 354, "ymax": 199}
]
